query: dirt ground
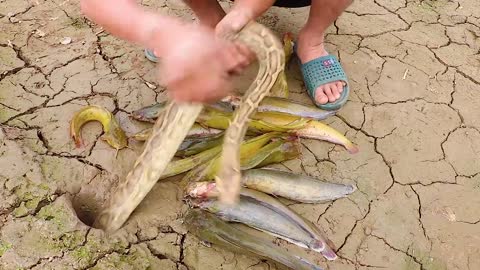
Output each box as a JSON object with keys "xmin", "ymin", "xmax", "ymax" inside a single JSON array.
[{"xmin": 1, "ymin": 0, "xmax": 479, "ymax": 269}]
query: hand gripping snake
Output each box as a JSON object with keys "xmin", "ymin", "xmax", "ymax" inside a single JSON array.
[{"xmin": 92, "ymin": 21, "xmax": 285, "ymax": 233}]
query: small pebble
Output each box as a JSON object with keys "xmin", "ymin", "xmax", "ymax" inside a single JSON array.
[
  {"xmin": 35, "ymin": 29, "xmax": 46, "ymax": 37},
  {"xmin": 145, "ymin": 81, "xmax": 157, "ymax": 89},
  {"xmin": 60, "ymin": 37, "xmax": 72, "ymax": 45},
  {"xmin": 9, "ymin": 17, "xmax": 19, "ymax": 23}
]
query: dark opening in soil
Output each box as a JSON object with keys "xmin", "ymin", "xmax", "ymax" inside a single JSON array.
[{"xmin": 71, "ymin": 193, "xmax": 102, "ymax": 228}]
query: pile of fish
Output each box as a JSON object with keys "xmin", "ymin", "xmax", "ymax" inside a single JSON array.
[{"xmin": 68, "ymin": 33, "xmax": 359, "ymax": 270}]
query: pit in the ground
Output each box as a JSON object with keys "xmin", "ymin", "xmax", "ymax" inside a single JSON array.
[{"xmin": 72, "ymin": 192, "xmax": 102, "ymax": 228}]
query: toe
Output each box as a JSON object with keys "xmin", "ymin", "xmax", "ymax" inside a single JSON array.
[
  {"xmin": 336, "ymin": 81, "xmax": 344, "ymax": 94},
  {"xmin": 331, "ymin": 83, "xmax": 341, "ymax": 99},
  {"xmin": 315, "ymin": 89, "xmax": 329, "ymax": 104},
  {"xmin": 322, "ymin": 86, "xmax": 336, "ymax": 103}
]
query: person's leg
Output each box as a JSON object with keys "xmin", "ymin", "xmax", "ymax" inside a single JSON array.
[
  {"xmin": 182, "ymin": 0, "xmax": 226, "ymax": 28},
  {"xmin": 296, "ymin": 0, "xmax": 352, "ymax": 105}
]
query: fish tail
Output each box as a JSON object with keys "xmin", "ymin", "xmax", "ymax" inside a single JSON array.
[
  {"xmin": 295, "ymin": 121, "xmax": 359, "ymax": 154},
  {"xmin": 73, "ymin": 135, "xmax": 83, "ymax": 148},
  {"xmin": 69, "ymin": 122, "xmax": 83, "ymax": 148},
  {"xmin": 345, "ymin": 141, "xmax": 360, "ymax": 154},
  {"xmin": 294, "ymin": 256, "xmax": 325, "ymax": 270}
]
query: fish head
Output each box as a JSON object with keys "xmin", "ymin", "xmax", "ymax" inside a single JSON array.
[
  {"xmin": 283, "ymin": 32, "xmax": 294, "ymax": 44},
  {"xmin": 186, "ymin": 181, "xmax": 218, "ymax": 198},
  {"xmin": 101, "ymin": 131, "xmax": 128, "ymax": 150}
]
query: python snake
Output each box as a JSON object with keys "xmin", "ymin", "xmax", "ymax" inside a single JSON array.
[{"xmin": 92, "ymin": 21, "xmax": 285, "ymax": 233}]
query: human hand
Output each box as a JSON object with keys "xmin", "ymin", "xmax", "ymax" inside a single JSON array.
[
  {"xmin": 153, "ymin": 23, "xmax": 255, "ymax": 103},
  {"xmin": 215, "ymin": 0, "xmax": 275, "ymax": 37}
]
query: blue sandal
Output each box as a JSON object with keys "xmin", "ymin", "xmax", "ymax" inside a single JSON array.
[
  {"xmin": 293, "ymin": 44, "xmax": 350, "ymax": 111},
  {"xmin": 144, "ymin": 49, "xmax": 159, "ymax": 63}
]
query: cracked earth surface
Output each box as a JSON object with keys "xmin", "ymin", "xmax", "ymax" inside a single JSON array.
[{"xmin": 0, "ymin": 0, "xmax": 479, "ymax": 269}]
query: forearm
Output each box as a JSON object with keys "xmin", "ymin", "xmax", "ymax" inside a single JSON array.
[{"xmin": 80, "ymin": 0, "xmax": 181, "ymax": 53}]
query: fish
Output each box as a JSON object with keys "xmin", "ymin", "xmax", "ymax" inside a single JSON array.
[
  {"xmin": 130, "ymin": 101, "xmax": 232, "ymax": 123},
  {"xmin": 197, "ymin": 107, "xmax": 358, "ymax": 154},
  {"xmin": 130, "ymin": 95, "xmax": 336, "ymax": 124},
  {"xmin": 70, "ymin": 105, "xmax": 128, "ymax": 151},
  {"xmin": 243, "ymin": 168, "xmax": 356, "ymax": 203},
  {"xmin": 187, "ymin": 187, "xmax": 338, "ymax": 260},
  {"xmin": 175, "ymin": 134, "xmax": 225, "ymax": 157},
  {"xmin": 131, "ymin": 123, "xmax": 223, "ymax": 142},
  {"xmin": 184, "ymin": 209, "xmax": 325, "ymax": 270},
  {"xmin": 187, "ymin": 167, "xmax": 356, "ymax": 204},
  {"xmin": 222, "ymin": 95, "xmax": 337, "ymax": 120},
  {"xmin": 269, "ymin": 32, "xmax": 295, "ymax": 99},
  {"xmin": 293, "ymin": 121, "xmax": 359, "ymax": 154},
  {"xmin": 283, "ymin": 32, "xmax": 294, "ymax": 65},
  {"xmin": 239, "ymin": 138, "xmax": 301, "ymax": 170},
  {"xmin": 160, "ymin": 144, "xmax": 222, "ymax": 180},
  {"xmin": 178, "ymin": 132, "xmax": 288, "ymax": 184},
  {"xmin": 190, "ymin": 195, "xmax": 324, "ymax": 253},
  {"xmin": 130, "ymin": 102, "xmax": 165, "ymax": 123},
  {"xmin": 199, "ymin": 138, "xmax": 301, "ymax": 182}
]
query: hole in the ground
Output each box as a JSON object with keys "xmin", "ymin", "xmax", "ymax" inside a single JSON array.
[{"xmin": 72, "ymin": 192, "xmax": 102, "ymax": 228}]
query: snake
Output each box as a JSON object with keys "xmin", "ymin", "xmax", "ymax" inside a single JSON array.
[{"xmin": 91, "ymin": 21, "xmax": 285, "ymax": 233}]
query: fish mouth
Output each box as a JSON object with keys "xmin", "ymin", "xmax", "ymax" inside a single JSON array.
[
  {"xmin": 186, "ymin": 182, "xmax": 218, "ymax": 198},
  {"xmin": 310, "ymin": 239, "xmax": 325, "ymax": 252}
]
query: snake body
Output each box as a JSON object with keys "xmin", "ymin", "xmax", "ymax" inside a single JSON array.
[{"xmin": 92, "ymin": 21, "xmax": 285, "ymax": 233}]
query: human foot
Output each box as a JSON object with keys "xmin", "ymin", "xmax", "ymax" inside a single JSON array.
[{"xmin": 295, "ymin": 32, "xmax": 347, "ymax": 107}]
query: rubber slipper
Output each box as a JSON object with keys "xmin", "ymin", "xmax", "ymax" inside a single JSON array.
[
  {"xmin": 144, "ymin": 48, "xmax": 159, "ymax": 63},
  {"xmin": 293, "ymin": 43, "xmax": 350, "ymax": 111}
]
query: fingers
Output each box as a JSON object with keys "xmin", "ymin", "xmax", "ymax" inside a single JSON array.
[
  {"xmin": 221, "ymin": 43, "xmax": 256, "ymax": 76},
  {"xmin": 158, "ymin": 23, "xmax": 256, "ymax": 104},
  {"xmin": 215, "ymin": 8, "xmax": 252, "ymax": 37},
  {"xmin": 236, "ymin": 43, "xmax": 257, "ymax": 63}
]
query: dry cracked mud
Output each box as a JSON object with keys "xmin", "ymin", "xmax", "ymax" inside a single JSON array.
[{"xmin": 0, "ymin": 0, "xmax": 479, "ymax": 269}]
